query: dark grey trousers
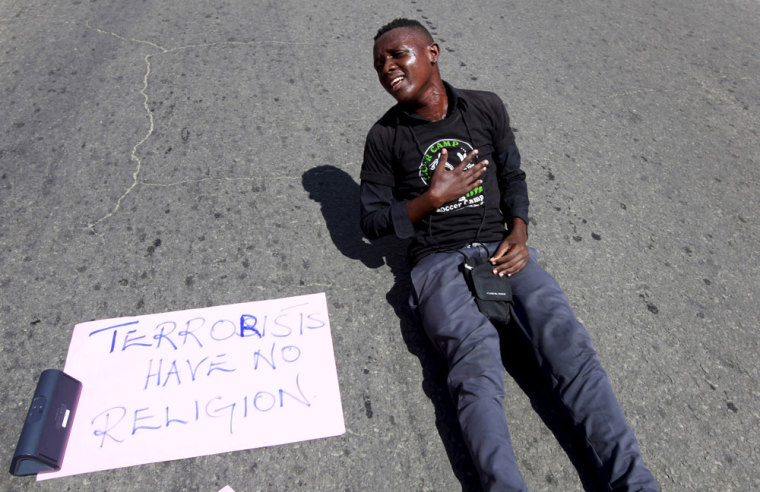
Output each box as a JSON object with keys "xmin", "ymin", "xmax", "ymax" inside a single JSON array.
[{"xmin": 409, "ymin": 243, "xmax": 658, "ymax": 491}]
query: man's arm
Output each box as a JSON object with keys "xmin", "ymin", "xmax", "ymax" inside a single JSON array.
[
  {"xmin": 489, "ymin": 143, "xmax": 530, "ymax": 277},
  {"xmin": 359, "ymin": 180, "xmax": 414, "ymax": 240},
  {"xmin": 487, "ymin": 99, "xmax": 530, "ymax": 277}
]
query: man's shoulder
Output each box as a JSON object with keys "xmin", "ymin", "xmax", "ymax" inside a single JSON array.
[
  {"xmin": 458, "ymin": 88, "xmax": 505, "ymax": 113},
  {"xmin": 365, "ymin": 105, "xmax": 403, "ymax": 146},
  {"xmin": 459, "ymin": 87, "xmax": 501, "ymax": 101},
  {"xmin": 369, "ymin": 105, "xmax": 401, "ymax": 129}
]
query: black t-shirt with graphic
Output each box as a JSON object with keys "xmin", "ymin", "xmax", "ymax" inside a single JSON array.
[{"xmin": 360, "ymin": 83, "xmax": 529, "ymax": 264}]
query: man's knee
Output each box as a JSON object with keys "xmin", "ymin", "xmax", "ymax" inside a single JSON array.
[{"xmin": 446, "ymin": 335, "xmax": 505, "ymax": 403}]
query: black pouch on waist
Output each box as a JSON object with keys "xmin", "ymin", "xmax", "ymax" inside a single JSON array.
[{"xmin": 463, "ymin": 257, "xmax": 513, "ymax": 327}]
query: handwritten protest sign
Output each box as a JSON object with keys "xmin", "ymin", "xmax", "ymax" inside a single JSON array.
[{"xmin": 39, "ymin": 293, "xmax": 344, "ymax": 480}]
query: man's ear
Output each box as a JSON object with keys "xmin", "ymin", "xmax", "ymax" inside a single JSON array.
[{"xmin": 428, "ymin": 42, "xmax": 440, "ymax": 65}]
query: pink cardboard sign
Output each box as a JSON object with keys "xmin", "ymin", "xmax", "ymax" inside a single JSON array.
[{"xmin": 40, "ymin": 293, "xmax": 344, "ymax": 480}]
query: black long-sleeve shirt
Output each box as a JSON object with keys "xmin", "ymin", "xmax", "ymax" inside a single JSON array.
[{"xmin": 360, "ymin": 83, "xmax": 529, "ymax": 265}]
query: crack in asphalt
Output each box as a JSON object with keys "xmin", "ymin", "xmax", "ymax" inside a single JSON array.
[{"xmin": 80, "ymin": 21, "xmax": 319, "ymax": 233}]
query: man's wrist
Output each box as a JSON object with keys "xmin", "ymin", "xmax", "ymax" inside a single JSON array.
[
  {"xmin": 406, "ymin": 191, "xmax": 440, "ymax": 224},
  {"xmin": 422, "ymin": 188, "xmax": 446, "ymax": 209},
  {"xmin": 510, "ymin": 217, "xmax": 528, "ymax": 239}
]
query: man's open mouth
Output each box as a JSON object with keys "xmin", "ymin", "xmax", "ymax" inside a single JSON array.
[{"xmin": 389, "ymin": 75, "xmax": 405, "ymax": 91}]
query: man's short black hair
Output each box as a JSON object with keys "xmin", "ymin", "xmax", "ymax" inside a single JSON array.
[{"xmin": 374, "ymin": 18, "xmax": 434, "ymax": 43}]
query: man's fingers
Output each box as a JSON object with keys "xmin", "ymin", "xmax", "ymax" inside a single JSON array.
[
  {"xmin": 433, "ymin": 148, "xmax": 449, "ymax": 175},
  {"xmin": 490, "ymin": 247, "xmax": 529, "ymax": 276},
  {"xmin": 490, "ymin": 245, "xmax": 517, "ymax": 267},
  {"xmin": 461, "ymin": 157, "xmax": 488, "ymax": 191},
  {"xmin": 471, "ymin": 160, "xmax": 488, "ymax": 180},
  {"xmin": 461, "ymin": 149, "xmax": 479, "ymax": 167},
  {"xmin": 453, "ymin": 149, "xmax": 479, "ymax": 169},
  {"xmin": 496, "ymin": 256, "xmax": 528, "ymax": 277},
  {"xmin": 490, "ymin": 243, "xmax": 513, "ymax": 263},
  {"xmin": 436, "ymin": 148, "xmax": 488, "ymax": 177}
]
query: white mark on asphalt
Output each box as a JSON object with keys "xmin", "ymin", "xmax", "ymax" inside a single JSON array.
[{"xmin": 79, "ymin": 21, "xmax": 321, "ymax": 232}]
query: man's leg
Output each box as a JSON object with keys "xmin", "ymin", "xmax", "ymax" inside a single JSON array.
[
  {"xmin": 506, "ymin": 247, "xmax": 658, "ymax": 491},
  {"xmin": 410, "ymin": 248, "xmax": 527, "ymax": 492}
]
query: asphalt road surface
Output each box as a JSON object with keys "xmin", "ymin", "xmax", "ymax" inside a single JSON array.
[{"xmin": 1, "ymin": 1, "xmax": 758, "ymax": 490}]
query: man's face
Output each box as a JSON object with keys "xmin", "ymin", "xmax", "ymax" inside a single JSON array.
[{"xmin": 373, "ymin": 27, "xmax": 439, "ymax": 105}]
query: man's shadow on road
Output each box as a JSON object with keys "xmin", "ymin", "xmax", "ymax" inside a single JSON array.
[{"xmin": 303, "ymin": 165, "xmax": 601, "ymax": 491}]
